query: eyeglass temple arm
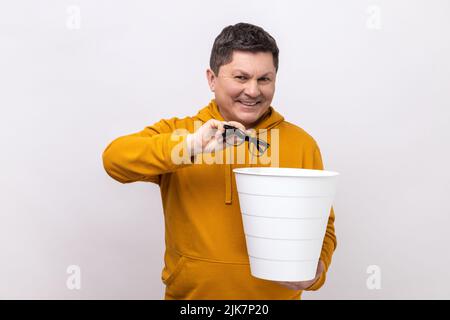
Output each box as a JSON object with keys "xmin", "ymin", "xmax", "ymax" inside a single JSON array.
[{"xmin": 248, "ymin": 136, "xmax": 270, "ymax": 151}]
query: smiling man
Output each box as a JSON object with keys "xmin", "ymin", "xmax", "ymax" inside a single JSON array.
[{"xmin": 102, "ymin": 23, "xmax": 336, "ymax": 299}]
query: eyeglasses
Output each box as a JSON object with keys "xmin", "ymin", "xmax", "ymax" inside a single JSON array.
[{"xmin": 222, "ymin": 124, "xmax": 270, "ymax": 157}]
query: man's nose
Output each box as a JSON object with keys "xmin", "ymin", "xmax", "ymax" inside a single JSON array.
[{"xmin": 243, "ymin": 79, "xmax": 261, "ymax": 98}]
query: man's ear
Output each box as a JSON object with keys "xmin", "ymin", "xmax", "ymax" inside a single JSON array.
[{"xmin": 206, "ymin": 68, "xmax": 216, "ymax": 92}]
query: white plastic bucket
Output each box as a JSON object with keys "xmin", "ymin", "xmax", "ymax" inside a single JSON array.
[{"xmin": 233, "ymin": 167, "xmax": 339, "ymax": 281}]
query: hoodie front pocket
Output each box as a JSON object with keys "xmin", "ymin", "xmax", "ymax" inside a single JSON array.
[
  {"xmin": 161, "ymin": 253, "xmax": 186, "ymax": 286},
  {"xmin": 164, "ymin": 256, "xmax": 302, "ymax": 300}
]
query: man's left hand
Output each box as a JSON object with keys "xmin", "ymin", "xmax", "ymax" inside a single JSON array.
[{"xmin": 275, "ymin": 259, "xmax": 325, "ymax": 291}]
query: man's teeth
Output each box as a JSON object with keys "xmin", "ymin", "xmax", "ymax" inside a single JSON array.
[{"xmin": 239, "ymin": 101, "xmax": 259, "ymax": 106}]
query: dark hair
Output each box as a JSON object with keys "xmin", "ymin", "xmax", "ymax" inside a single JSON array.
[{"xmin": 209, "ymin": 23, "xmax": 279, "ymax": 75}]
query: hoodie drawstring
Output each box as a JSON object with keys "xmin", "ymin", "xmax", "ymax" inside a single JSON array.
[
  {"xmin": 225, "ymin": 164, "xmax": 232, "ymax": 204},
  {"xmin": 224, "ymin": 143, "xmax": 233, "ymax": 204}
]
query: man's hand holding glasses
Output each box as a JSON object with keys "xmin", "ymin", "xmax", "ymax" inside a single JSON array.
[{"xmin": 186, "ymin": 120, "xmax": 270, "ymax": 160}]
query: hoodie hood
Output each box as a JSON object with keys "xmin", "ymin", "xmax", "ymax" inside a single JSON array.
[{"xmin": 195, "ymin": 99, "xmax": 285, "ymax": 205}]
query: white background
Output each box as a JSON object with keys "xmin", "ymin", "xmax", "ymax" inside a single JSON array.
[{"xmin": 1, "ymin": 0, "xmax": 449, "ymax": 299}]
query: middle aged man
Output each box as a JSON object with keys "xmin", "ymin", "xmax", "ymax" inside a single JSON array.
[{"xmin": 102, "ymin": 22, "xmax": 337, "ymax": 299}]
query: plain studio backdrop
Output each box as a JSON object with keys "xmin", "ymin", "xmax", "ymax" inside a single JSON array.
[{"xmin": 1, "ymin": 0, "xmax": 449, "ymax": 299}]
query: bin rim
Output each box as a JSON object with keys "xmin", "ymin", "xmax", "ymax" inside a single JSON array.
[{"xmin": 233, "ymin": 167, "xmax": 339, "ymax": 178}]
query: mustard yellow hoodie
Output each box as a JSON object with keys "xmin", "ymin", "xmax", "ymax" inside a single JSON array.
[{"xmin": 102, "ymin": 99, "xmax": 337, "ymax": 300}]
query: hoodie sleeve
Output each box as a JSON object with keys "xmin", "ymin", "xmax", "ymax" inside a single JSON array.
[
  {"xmin": 102, "ymin": 118, "xmax": 194, "ymax": 185},
  {"xmin": 304, "ymin": 144, "xmax": 338, "ymax": 291}
]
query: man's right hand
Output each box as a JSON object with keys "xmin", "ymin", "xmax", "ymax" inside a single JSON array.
[{"xmin": 186, "ymin": 119, "xmax": 247, "ymax": 156}]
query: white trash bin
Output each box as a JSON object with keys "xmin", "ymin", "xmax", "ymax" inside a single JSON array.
[{"xmin": 233, "ymin": 167, "xmax": 339, "ymax": 281}]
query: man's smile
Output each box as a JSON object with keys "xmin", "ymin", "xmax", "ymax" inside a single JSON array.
[{"xmin": 236, "ymin": 100, "xmax": 262, "ymax": 107}]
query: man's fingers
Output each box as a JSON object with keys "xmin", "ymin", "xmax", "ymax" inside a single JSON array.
[
  {"xmin": 212, "ymin": 120, "xmax": 226, "ymax": 133},
  {"xmin": 204, "ymin": 120, "xmax": 226, "ymax": 139},
  {"xmin": 277, "ymin": 281, "xmax": 304, "ymax": 291},
  {"xmin": 226, "ymin": 121, "xmax": 246, "ymax": 132},
  {"xmin": 246, "ymin": 128, "xmax": 257, "ymax": 137}
]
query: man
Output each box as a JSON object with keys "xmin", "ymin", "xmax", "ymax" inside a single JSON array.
[{"xmin": 102, "ymin": 23, "xmax": 336, "ymax": 299}]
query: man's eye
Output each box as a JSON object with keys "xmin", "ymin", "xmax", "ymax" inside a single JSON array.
[
  {"xmin": 235, "ymin": 76, "xmax": 247, "ymax": 80},
  {"xmin": 259, "ymin": 77, "xmax": 270, "ymax": 82}
]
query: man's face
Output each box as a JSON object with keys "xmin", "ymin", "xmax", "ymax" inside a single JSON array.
[{"xmin": 207, "ymin": 50, "xmax": 276, "ymax": 129}]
